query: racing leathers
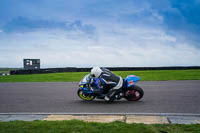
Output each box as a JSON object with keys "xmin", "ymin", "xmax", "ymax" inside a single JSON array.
[{"xmin": 91, "ymin": 68, "xmax": 123, "ymax": 101}]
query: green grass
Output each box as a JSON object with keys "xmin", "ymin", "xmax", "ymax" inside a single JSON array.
[
  {"xmin": 0, "ymin": 70, "xmax": 200, "ymax": 82},
  {"xmin": 0, "ymin": 120, "xmax": 200, "ymax": 133},
  {"xmin": 114, "ymin": 69, "xmax": 200, "ymax": 81}
]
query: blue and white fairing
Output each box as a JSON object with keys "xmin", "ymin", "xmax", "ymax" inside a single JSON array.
[
  {"xmin": 79, "ymin": 74, "xmax": 102, "ymax": 94},
  {"xmin": 79, "ymin": 74, "xmax": 93, "ymax": 93},
  {"xmin": 124, "ymin": 75, "xmax": 140, "ymax": 87}
]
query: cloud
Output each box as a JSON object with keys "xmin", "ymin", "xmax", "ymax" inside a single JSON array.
[
  {"xmin": 2, "ymin": 17, "xmax": 96, "ymax": 34},
  {"xmin": 1, "ymin": 22, "xmax": 200, "ymax": 68},
  {"xmin": 0, "ymin": 0, "xmax": 200, "ymax": 67}
]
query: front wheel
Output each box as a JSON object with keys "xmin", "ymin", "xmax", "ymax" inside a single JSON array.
[
  {"xmin": 77, "ymin": 89, "xmax": 95, "ymax": 101},
  {"xmin": 124, "ymin": 85, "xmax": 144, "ymax": 101}
]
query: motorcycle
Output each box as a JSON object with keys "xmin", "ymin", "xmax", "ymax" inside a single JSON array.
[{"xmin": 77, "ymin": 74, "xmax": 144, "ymax": 101}]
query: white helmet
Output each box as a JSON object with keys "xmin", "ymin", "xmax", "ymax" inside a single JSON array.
[{"xmin": 91, "ymin": 67, "xmax": 102, "ymax": 78}]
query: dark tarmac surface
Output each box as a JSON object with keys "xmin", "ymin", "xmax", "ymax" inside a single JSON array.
[{"xmin": 0, "ymin": 81, "xmax": 200, "ymax": 114}]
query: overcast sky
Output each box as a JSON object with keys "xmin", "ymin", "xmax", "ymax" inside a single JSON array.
[{"xmin": 0, "ymin": 0, "xmax": 200, "ymax": 68}]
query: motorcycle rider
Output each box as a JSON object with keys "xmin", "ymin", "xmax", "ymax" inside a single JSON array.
[{"xmin": 90, "ymin": 67, "xmax": 123, "ymax": 101}]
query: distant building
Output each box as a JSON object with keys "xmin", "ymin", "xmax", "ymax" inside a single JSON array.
[{"xmin": 23, "ymin": 59, "xmax": 40, "ymax": 70}]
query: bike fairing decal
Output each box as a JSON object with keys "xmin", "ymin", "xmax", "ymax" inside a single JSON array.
[{"xmin": 128, "ymin": 80, "xmax": 134, "ymax": 85}]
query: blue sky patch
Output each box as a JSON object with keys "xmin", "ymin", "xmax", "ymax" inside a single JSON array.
[{"xmin": 0, "ymin": 0, "xmax": 200, "ymax": 67}]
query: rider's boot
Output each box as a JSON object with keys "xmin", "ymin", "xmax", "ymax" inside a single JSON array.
[{"xmin": 104, "ymin": 89, "xmax": 118, "ymax": 102}]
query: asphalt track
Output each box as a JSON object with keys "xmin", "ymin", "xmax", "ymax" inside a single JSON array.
[{"xmin": 0, "ymin": 81, "xmax": 200, "ymax": 114}]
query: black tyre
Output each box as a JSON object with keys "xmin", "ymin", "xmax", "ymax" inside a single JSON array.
[
  {"xmin": 124, "ymin": 85, "xmax": 144, "ymax": 101},
  {"xmin": 77, "ymin": 89, "xmax": 95, "ymax": 101}
]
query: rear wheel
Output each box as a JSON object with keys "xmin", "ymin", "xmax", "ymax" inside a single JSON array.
[
  {"xmin": 124, "ymin": 85, "xmax": 144, "ymax": 101},
  {"xmin": 77, "ymin": 89, "xmax": 95, "ymax": 101}
]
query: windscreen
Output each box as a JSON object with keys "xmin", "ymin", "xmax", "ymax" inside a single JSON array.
[{"xmin": 79, "ymin": 74, "xmax": 90, "ymax": 85}]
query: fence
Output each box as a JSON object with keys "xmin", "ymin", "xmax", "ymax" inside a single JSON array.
[{"xmin": 10, "ymin": 66, "xmax": 200, "ymax": 75}]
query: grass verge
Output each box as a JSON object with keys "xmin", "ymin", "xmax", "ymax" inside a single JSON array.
[
  {"xmin": 0, "ymin": 70, "xmax": 200, "ymax": 82},
  {"xmin": 0, "ymin": 120, "xmax": 200, "ymax": 133}
]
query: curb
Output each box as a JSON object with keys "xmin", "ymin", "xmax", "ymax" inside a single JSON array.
[
  {"xmin": 44, "ymin": 115, "xmax": 125, "ymax": 123},
  {"xmin": 44, "ymin": 115, "xmax": 169, "ymax": 124},
  {"xmin": 1, "ymin": 114, "xmax": 200, "ymax": 124}
]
